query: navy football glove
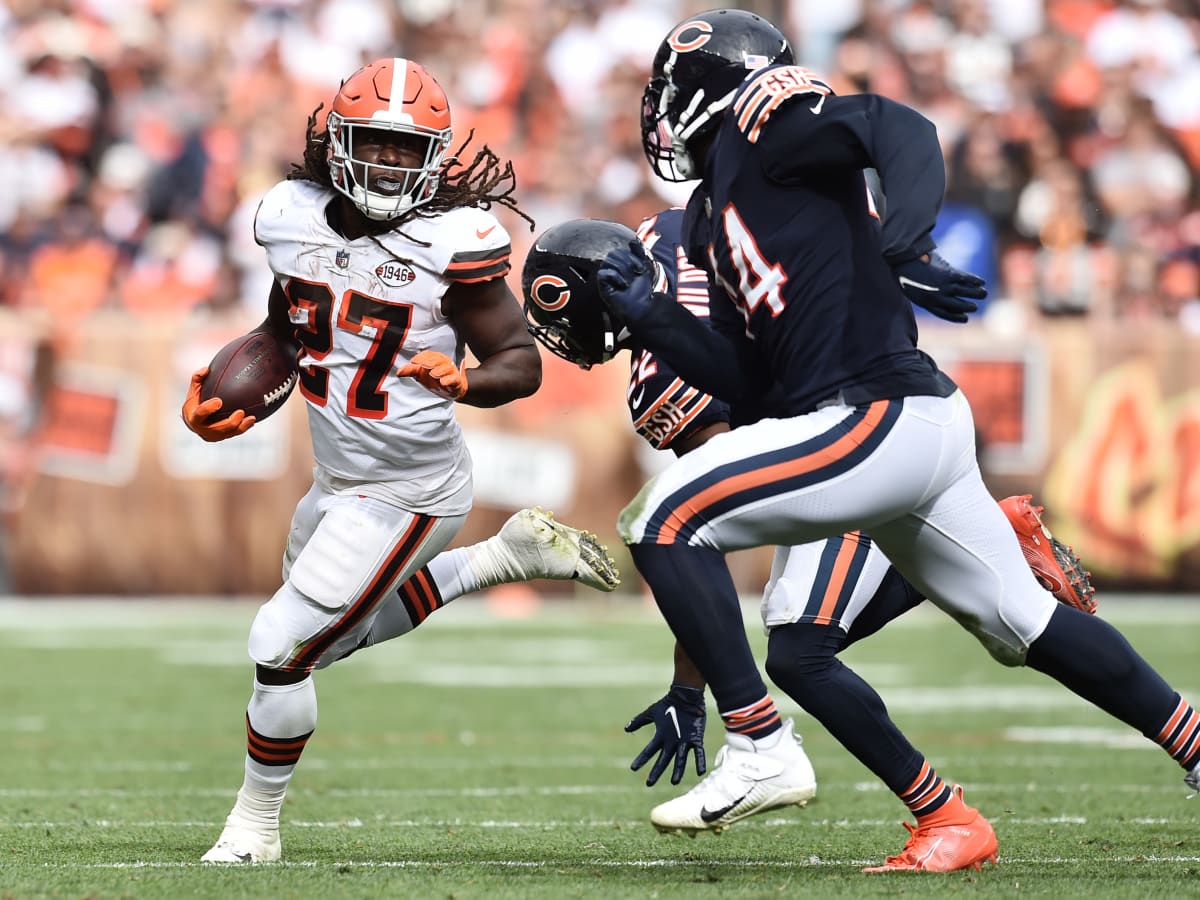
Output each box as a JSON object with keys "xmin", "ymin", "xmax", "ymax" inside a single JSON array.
[
  {"xmin": 597, "ymin": 240, "xmax": 657, "ymax": 325},
  {"xmin": 892, "ymin": 251, "xmax": 987, "ymax": 324},
  {"xmin": 625, "ymin": 683, "xmax": 707, "ymax": 786}
]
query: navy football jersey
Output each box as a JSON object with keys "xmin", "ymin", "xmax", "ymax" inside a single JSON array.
[
  {"xmin": 628, "ymin": 208, "xmax": 730, "ymax": 451},
  {"xmin": 681, "ymin": 65, "xmax": 957, "ymax": 415}
]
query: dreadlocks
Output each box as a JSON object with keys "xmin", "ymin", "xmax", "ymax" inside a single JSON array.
[{"xmin": 287, "ymin": 105, "xmax": 535, "ymax": 238}]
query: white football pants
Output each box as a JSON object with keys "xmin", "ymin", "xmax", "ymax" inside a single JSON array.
[
  {"xmin": 619, "ymin": 392, "xmax": 1057, "ymax": 664},
  {"xmin": 248, "ymin": 482, "xmax": 467, "ymax": 672}
]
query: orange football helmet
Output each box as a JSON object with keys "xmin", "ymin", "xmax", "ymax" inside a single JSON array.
[{"xmin": 326, "ymin": 57, "xmax": 453, "ymax": 220}]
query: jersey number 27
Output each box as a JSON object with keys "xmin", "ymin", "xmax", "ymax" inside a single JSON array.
[{"xmin": 286, "ymin": 278, "xmax": 413, "ymax": 420}]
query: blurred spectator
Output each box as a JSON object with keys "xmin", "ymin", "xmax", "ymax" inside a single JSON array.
[
  {"xmin": 119, "ymin": 220, "xmax": 222, "ymax": 316},
  {"xmin": 1090, "ymin": 103, "xmax": 1192, "ymax": 228},
  {"xmin": 946, "ymin": 112, "xmax": 1027, "ymax": 243},
  {"xmin": 1, "ymin": 0, "xmax": 1200, "ymax": 332},
  {"xmin": 24, "ymin": 199, "xmax": 118, "ymax": 317},
  {"xmin": 0, "ymin": 308, "xmax": 57, "ymax": 594}
]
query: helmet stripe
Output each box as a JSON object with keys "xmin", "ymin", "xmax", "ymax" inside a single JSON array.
[{"xmin": 389, "ymin": 57, "xmax": 409, "ymax": 114}]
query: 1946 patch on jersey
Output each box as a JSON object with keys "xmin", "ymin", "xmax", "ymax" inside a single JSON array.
[{"xmin": 375, "ymin": 259, "xmax": 417, "ymax": 287}]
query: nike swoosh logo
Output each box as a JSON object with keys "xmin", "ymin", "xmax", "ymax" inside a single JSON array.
[
  {"xmin": 914, "ymin": 836, "xmax": 943, "ymax": 867},
  {"xmin": 630, "ymin": 385, "xmax": 646, "ymax": 408},
  {"xmin": 476, "ymin": 225, "xmax": 497, "ymax": 239},
  {"xmin": 700, "ymin": 791, "xmax": 752, "ymax": 824},
  {"xmin": 1029, "ymin": 563, "xmax": 1065, "ymax": 594},
  {"xmin": 664, "ymin": 706, "xmax": 680, "ymax": 738},
  {"xmin": 897, "ymin": 275, "xmax": 936, "ymax": 292}
]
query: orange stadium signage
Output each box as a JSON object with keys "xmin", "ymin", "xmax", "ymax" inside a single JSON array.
[{"xmin": 1045, "ymin": 360, "xmax": 1200, "ymax": 582}]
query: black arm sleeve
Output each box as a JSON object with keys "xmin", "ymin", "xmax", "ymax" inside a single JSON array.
[
  {"xmin": 625, "ymin": 293, "xmax": 749, "ymax": 405},
  {"xmin": 760, "ymin": 92, "xmax": 944, "ymax": 262},
  {"xmin": 256, "ymin": 280, "xmax": 301, "ymax": 355}
]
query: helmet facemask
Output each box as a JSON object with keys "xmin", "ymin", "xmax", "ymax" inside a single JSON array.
[
  {"xmin": 522, "ymin": 221, "xmax": 648, "ymax": 369},
  {"xmin": 327, "ymin": 114, "xmax": 452, "ymax": 221},
  {"xmin": 524, "ymin": 311, "xmax": 626, "ymax": 371},
  {"xmin": 640, "ymin": 9, "xmax": 795, "ymax": 182}
]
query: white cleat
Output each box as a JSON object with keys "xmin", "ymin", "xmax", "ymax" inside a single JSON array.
[
  {"xmin": 650, "ymin": 718, "xmax": 816, "ymax": 836},
  {"xmin": 1186, "ymin": 767, "xmax": 1199, "ymax": 798},
  {"xmin": 493, "ymin": 506, "xmax": 620, "ymax": 592},
  {"xmin": 201, "ymin": 822, "xmax": 281, "ymax": 863}
]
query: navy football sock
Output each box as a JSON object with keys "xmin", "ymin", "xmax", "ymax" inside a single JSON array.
[
  {"xmin": 1026, "ymin": 605, "xmax": 1180, "ymax": 743},
  {"xmin": 766, "ymin": 622, "xmax": 929, "ymax": 797},
  {"xmin": 630, "ymin": 543, "xmax": 770, "ymax": 712}
]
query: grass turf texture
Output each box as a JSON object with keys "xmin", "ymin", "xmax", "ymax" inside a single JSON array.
[{"xmin": 2, "ymin": 596, "xmax": 1198, "ymax": 899}]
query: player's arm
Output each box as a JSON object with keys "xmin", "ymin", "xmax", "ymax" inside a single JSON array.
[
  {"xmin": 182, "ymin": 281, "xmax": 297, "ymax": 442},
  {"xmin": 442, "ymin": 276, "xmax": 541, "ymax": 407},
  {"xmin": 252, "ymin": 280, "xmax": 301, "ymax": 355},
  {"xmin": 598, "ymin": 250, "xmax": 753, "ymax": 405},
  {"xmin": 759, "ymin": 90, "xmax": 944, "ymax": 262},
  {"xmin": 760, "ymin": 89, "xmax": 985, "ymax": 319}
]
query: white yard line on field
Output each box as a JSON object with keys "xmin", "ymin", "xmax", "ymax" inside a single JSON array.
[
  {"xmin": 2, "ymin": 595, "xmax": 1198, "ymax": 630},
  {"xmin": 33, "ymin": 855, "xmax": 1200, "ymax": 869},
  {"xmin": 0, "ymin": 781, "xmax": 1192, "ymax": 798},
  {"xmin": 4, "ymin": 815, "xmax": 1196, "ymax": 829}
]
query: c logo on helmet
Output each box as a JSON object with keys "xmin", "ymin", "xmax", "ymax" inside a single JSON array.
[
  {"xmin": 530, "ymin": 275, "xmax": 571, "ymax": 311},
  {"xmin": 668, "ymin": 20, "xmax": 713, "ymax": 53}
]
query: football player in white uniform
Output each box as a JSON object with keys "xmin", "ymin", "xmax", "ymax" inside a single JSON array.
[{"xmin": 181, "ymin": 57, "xmax": 619, "ymax": 863}]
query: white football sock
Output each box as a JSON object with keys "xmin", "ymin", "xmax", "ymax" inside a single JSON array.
[
  {"xmin": 426, "ymin": 547, "xmax": 478, "ymax": 598},
  {"xmin": 751, "ymin": 722, "xmax": 787, "ymax": 751},
  {"xmin": 227, "ymin": 676, "xmax": 317, "ymax": 830}
]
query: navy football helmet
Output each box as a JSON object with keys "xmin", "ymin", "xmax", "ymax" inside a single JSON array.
[
  {"xmin": 641, "ymin": 8, "xmax": 793, "ymax": 181},
  {"xmin": 522, "ymin": 219, "xmax": 645, "ymax": 369}
]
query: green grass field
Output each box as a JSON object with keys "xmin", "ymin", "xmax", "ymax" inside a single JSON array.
[{"xmin": 2, "ymin": 595, "xmax": 1199, "ymax": 899}]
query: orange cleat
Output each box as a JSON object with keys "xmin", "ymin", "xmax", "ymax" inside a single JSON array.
[
  {"xmin": 863, "ymin": 786, "xmax": 998, "ymax": 873},
  {"xmin": 1000, "ymin": 494, "xmax": 1098, "ymax": 614}
]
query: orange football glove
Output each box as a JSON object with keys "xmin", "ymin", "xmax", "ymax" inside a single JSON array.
[
  {"xmin": 181, "ymin": 367, "xmax": 256, "ymax": 442},
  {"xmin": 397, "ymin": 349, "xmax": 468, "ymax": 401}
]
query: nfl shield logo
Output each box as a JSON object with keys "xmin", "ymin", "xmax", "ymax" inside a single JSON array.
[{"xmin": 335, "ymin": 249, "xmax": 350, "ymax": 269}]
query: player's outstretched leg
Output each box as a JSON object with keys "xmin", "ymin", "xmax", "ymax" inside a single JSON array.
[
  {"xmin": 452, "ymin": 507, "xmax": 620, "ymax": 593},
  {"xmin": 337, "ymin": 508, "xmax": 622, "ymax": 661},
  {"xmin": 999, "ymin": 494, "xmax": 1096, "ymax": 613},
  {"xmin": 648, "ymin": 718, "xmax": 816, "ymax": 835},
  {"xmin": 1005, "ymin": 497, "xmax": 1200, "ymax": 793}
]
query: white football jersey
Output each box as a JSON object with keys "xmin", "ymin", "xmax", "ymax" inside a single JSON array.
[{"xmin": 254, "ymin": 179, "xmax": 512, "ymax": 513}]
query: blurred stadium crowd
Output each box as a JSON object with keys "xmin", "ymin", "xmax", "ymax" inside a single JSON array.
[{"xmin": 5, "ymin": 0, "xmax": 1200, "ymax": 329}]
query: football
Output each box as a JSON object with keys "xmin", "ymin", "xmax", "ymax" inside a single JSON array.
[{"xmin": 200, "ymin": 331, "xmax": 298, "ymax": 424}]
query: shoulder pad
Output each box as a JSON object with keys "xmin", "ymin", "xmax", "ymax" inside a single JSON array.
[
  {"xmin": 731, "ymin": 66, "xmax": 833, "ymax": 144},
  {"xmin": 442, "ymin": 209, "xmax": 513, "ymax": 284}
]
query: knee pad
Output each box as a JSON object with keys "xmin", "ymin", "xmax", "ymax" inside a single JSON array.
[
  {"xmin": 617, "ymin": 482, "xmax": 655, "ymax": 545},
  {"xmin": 951, "ymin": 586, "xmax": 1056, "ymax": 668},
  {"xmin": 247, "ymin": 599, "xmax": 299, "ymax": 669}
]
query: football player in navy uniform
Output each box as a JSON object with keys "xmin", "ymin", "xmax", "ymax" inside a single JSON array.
[
  {"xmin": 523, "ymin": 211, "xmax": 1097, "ymax": 848},
  {"xmin": 588, "ymin": 7, "xmax": 1197, "ymax": 873}
]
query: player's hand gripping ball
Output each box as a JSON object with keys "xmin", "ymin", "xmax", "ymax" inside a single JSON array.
[{"xmin": 182, "ymin": 332, "xmax": 298, "ymax": 442}]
